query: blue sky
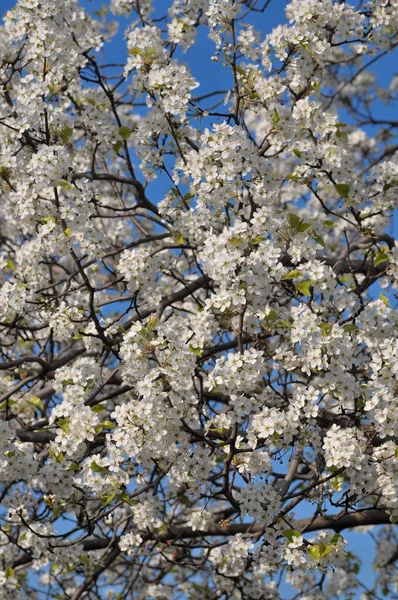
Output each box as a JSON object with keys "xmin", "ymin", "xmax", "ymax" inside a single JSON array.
[{"xmin": 1, "ymin": 1, "xmax": 398, "ymax": 597}]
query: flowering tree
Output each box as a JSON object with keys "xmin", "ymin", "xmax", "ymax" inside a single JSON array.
[{"xmin": 2, "ymin": 0, "xmax": 398, "ymax": 598}]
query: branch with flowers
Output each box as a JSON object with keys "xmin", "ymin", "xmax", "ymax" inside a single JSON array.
[{"xmin": 1, "ymin": 0, "xmax": 398, "ymax": 598}]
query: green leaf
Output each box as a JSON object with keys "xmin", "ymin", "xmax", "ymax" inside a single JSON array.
[
  {"xmin": 113, "ymin": 140, "xmax": 123, "ymax": 154},
  {"xmin": 293, "ymin": 149, "xmax": 302, "ymax": 158},
  {"xmin": 6, "ymin": 259, "xmax": 16, "ymax": 271},
  {"xmin": 296, "ymin": 280, "xmax": 312, "ymax": 296},
  {"xmin": 380, "ymin": 293, "xmax": 390, "ymax": 307},
  {"xmin": 272, "ymin": 107, "xmax": 280, "ymax": 125},
  {"xmin": 329, "ymin": 533, "xmax": 343, "ymax": 544},
  {"xmin": 343, "ymin": 323, "xmax": 359, "ymax": 333},
  {"xmin": 58, "ymin": 180, "xmax": 74, "ymax": 191},
  {"xmin": 297, "ymin": 222, "xmax": 311, "ymax": 233},
  {"xmin": 312, "ymin": 232, "xmax": 326, "ymax": 248},
  {"xmin": 28, "ymin": 396, "xmax": 44, "ymax": 411},
  {"xmin": 286, "ymin": 173, "xmax": 301, "ymax": 182},
  {"xmin": 279, "ymin": 319, "xmax": 293, "ymax": 328},
  {"xmin": 249, "ymin": 235, "xmax": 264, "ymax": 247},
  {"xmin": 283, "ymin": 529, "xmax": 302, "ymax": 542},
  {"xmin": 4, "ymin": 567, "xmax": 15, "ymax": 578},
  {"xmin": 189, "ymin": 344, "xmax": 203, "ymax": 357},
  {"xmin": 79, "ymin": 554, "xmax": 91, "ymax": 567},
  {"xmin": 60, "ymin": 127, "xmax": 73, "ymax": 145},
  {"xmin": 323, "ymin": 220, "xmax": 336, "ymax": 227},
  {"xmin": 374, "ymin": 252, "xmax": 389, "ymax": 266},
  {"xmin": 102, "ymin": 491, "xmax": 116, "ymax": 506},
  {"xmin": 287, "ymin": 213, "xmax": 301, "ymax": 230},
  {"xmin": 119, "ymin": 491, "xmax": 133, "ymax": 506},
  {"xmin": 230, "ymin": 235, "xmax": 243, "ymax": 247},
  {"xmin": 56, "ymin": 452, "xmax": 64, "ymax": 463},
  {"xmin": 64, "ymin": 228, "xmax": 72, "ymax": 238},
  {"xmin": 307, "ymin": 544, "xmax": 321, "ymax": 561},
  {"xmin": 128, "ymin": 46, "xmax": 143, "ymax": 56},
  {"xmin": 118, "ymin": 126, "xmax": 132, "ymax": 140},
  {"xmin": 282, "ymin": 270, "xmax": 303, "ymax": 281},
  {"xmin": 391, "ymin": 515, "xmax": 398, "ymax": 524},
  {"xmin": 52, "ymin": 504, "xmax": 64, "ymax": 518},
  {"xmin": 90, "ymin": 461, "xmax": 109, "ymax": 475},
  {"xmin": 41, "ymin": 216, "xmax": 56, "ymax": 225},
  {"xmin": 0, "ymin": 399, "xmax": 16, "ymax": 411},
  {"xmin": 174, "ymin": 231, "xmax": 185, "ymax": 244},
  {"xmin": 335, "ymin": 122, "xmax": 347, "ymax": 135},
  {"xmin": 266, "ymin": 308, "xmax": 279, "ymax": 322},
  {"xmin": 57, "ymin": 417, "xmax": 69, "ymax": 433},
  {"xmin": 102, "ymin": 420, "xmax": 116, "ymax": 429},
  {"xmin": 68, "ymin": 462, "xmax": 81, "ymax": 471},
  {"xmin": 91, "ymin": 403, "xmax": 106, "ymax": 413},
  {"xmin": 319, "ymin": 542, "xmax": 337, "ymax": 558},
  {"xmin": 334, "ymin": 183, "xmax": 350, "ymax": 198},
  {"xmin": 319, "ymin": 322, "xmax": 332, "ymax": 336},
  {"xmin": 146, "ymin": 316, "xmax": 159, "ymax": 331}
]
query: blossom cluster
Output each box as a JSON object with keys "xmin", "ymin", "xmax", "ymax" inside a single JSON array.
[{"xmin": 0, "ymin": 0, "xmax": 397, "ymax": 598}]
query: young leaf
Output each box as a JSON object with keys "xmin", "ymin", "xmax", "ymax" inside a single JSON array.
[
  {"xmin": 287, "ymin": 213, "xmax": 301, "ymax": 230},
  {"xmin": 118, "ymin": 126, "xmax": 132, "ymax": 140},
  {"xmin": 90, "ymin": 461, "xmax": 110, "ymax": 475},
  {"xmin": 103, "ymin": 491, "xmax": 116, "ymax": 506},
  {"xmin": 307, "ymin": 544, "xmax": 321, "ymax": 561},
  {"xmin": 312, "ymin": 232, "xmax": 326, "ymax": 248},
  {"xmin": 272, "ymin": 107, "xmax": 280, "ymax": 125},
  {"xmin": 119, "ymin": 491, "xmax": 133, "ymax": 506},
  {"xmin": 282, "ymin": 270, "xmax": 302, "ymax": 280},
  {"xmin": 374, "ymin": 252, "xmax": 389, "ymax": 266},
  {"xmin": 4, "ymin": 567, "xmax": 15, "ymax": 578},
  {"xmin": 343, "ymin": 323, "xmax": 359, "ymax": 333},
  {"xmin": 28, "ymin": 396, "xmax": 44, "ymax": 411},
  {"xmin": 296, "ymin": 280, "xmax": 312, "ymax": 296},
  {"xmin": 113, "ymin": 140, "xmax": 123, "ymax": 154},
  {"xmin": 60, "ymin": 127, "xmax": 73, "ymax": 144},
  {"xmin": 297, "ymin": 222, "xmax": 311, "ymax": 233},
  {"xmin": 68, "ymin": 462, "xmax": 81, "ymax": 471},
  {"xmin": 334, "ymin": 183, "xmax": 350, "ymax": 198},
  {"xmin": 282, "ymin": 529, "xmax": 302, "ymax": 542}
]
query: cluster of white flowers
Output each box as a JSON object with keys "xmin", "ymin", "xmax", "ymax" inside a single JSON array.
[
  {"xmin": 167, "ymin": 0, "xmax": 207, "ymax": 50},
  {"xmin": 248, "ymin": 404, "xmax": 301, "ymax": 450},
  {"xmin": 323, "ymin": 425, "xmax": 367, "ymax": 470},
  {"xmin": 48, "ymin": 300, "xmax": 84, "ymax": 341},
  {"xmin": 0, "ymin": 0, "xmax": 398, "ymax": 597},
  {"xmin": 236, "ymin": 481, "xmax": 281, "ymax": 524},
  {"xmin": 119, "ymin": 532, "xmax": 143, "ymax": 556},
  {"xmin": 206, "ymin": 348, "xmax": 264, "ymax": 393},
  {"xmin": 0, "ymin": 281, "xmax": 28, "ymax": 320},
  {"xmin": 124, "ymin": 23, "xmax": 198, "ymax": 119},
  {"xmin": 186, "ymin": 508, "xmax": 213, "ymax": 532},
  {"xmin": 209, "ymin": 534, "xmax": 253, "ymax": 577}
]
